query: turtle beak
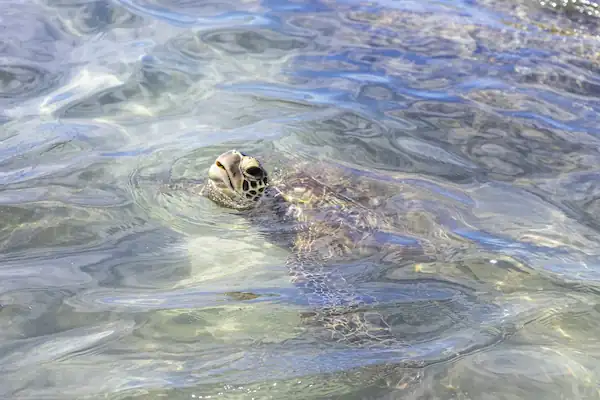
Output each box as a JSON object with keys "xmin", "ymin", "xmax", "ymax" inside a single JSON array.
[{"xmin": 208, "ymin": 150, "xmax": 243, "ymax": 195}]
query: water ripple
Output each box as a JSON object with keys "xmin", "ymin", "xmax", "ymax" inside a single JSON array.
[
  {"xmin": 2, "ymin": 0, "xmax": 600, "ymax": 398},
  {"xmin": 0, "ymin": 320, "xmax": 135, "ymax": 373},
  {"xmin": 114, "ymin": 0, "xmax": 270, "ymax": 28}
]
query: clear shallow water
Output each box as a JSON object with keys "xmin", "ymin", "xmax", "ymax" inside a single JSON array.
[{"xmin": 2, "ymin": 0, "xmax": 600, "ymax": 398}]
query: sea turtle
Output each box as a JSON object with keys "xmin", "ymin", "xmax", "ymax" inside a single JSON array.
[{"xmin": 184, "ymin": 148, "xmax": 435, "ymax": 347}]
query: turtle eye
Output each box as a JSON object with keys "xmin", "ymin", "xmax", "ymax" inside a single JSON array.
[{"xmin": 216, "ymin": 161, "xmax": 226, "ymax": 170}]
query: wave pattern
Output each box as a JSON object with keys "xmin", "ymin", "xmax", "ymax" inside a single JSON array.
[{"xmin": 1, "ymin": 0, "xmax": 600, "ymax": 398}]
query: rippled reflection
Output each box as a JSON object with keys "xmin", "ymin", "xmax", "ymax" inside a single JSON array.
[{"xmin": 2, "ymin": 0, "xmax": 600, "ymax": 398}]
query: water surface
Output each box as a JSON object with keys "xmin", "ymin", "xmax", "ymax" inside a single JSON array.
[{"xmin": 1, "ymin": 0, "xmax": 600, "ymax": 398}]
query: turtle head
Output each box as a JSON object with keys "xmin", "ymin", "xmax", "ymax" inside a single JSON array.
[{"xmin": 204, "ymin": 149, "xmax": 269, "ymax": 209}]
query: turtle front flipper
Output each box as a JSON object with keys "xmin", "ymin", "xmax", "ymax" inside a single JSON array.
[{"xmin": 286, "ymin": 242, "xmax": 405, "ymax": 348}]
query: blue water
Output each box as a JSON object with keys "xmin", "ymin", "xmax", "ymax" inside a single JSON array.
[{"xmin": 2, "ymin": 0, "xmax": 600, "ymax": 398}]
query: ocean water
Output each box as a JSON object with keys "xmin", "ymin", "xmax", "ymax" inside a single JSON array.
[{"xmin": 1, "ymin": 0, "xmax": 600, "ymax": 398}]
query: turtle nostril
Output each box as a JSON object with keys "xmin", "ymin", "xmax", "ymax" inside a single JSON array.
[{"xmin": 245, "ymin": 166, "xmax": 262, "ymax": 177}]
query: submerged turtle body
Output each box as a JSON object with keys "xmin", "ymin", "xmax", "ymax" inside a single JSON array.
[{"xmin": 196, "ymin": 150, "xmax": 429, "ymax": 346}]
